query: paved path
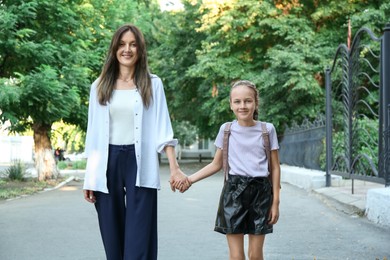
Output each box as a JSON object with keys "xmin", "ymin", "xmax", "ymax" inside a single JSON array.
[{"xmin": 0, "ymin": 163, "xmax": 389, "ymax": 260}]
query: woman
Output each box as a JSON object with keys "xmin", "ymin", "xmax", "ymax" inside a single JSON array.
[{"xmin": 83, "ymin": 24, "xmax": 188, "ymax": 260}]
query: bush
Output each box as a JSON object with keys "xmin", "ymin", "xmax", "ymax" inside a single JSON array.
[
  {"xmin": 5, "ymin": 160, "xmax": 25, "ymax": 181},
  {"xmin": 56, "ymin": 160, "xmax": 86, "ymax": 170},
  {"xmin": 71, "ymin": 160, "xmax": 86, "ymax": 170},
  {"xmin": 57, "ymin": 161, "xmax": 68, "ymax": 170}
]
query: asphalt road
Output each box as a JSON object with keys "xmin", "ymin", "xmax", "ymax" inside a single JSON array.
[{"xmin": 0, "ymin": 162, "xmax": 389, "ymax": 260}]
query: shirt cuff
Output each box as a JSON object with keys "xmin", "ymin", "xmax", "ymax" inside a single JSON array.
[{"xmin": 157, "ymin": 139, "xmax": 178, "ymax": 153}]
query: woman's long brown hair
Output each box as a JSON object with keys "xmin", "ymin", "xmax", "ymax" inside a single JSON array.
[{"xmin": 97, "ymin": 24, "xmax": 152, "ymax": 108}]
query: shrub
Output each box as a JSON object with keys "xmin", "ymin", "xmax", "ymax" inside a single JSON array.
[
  {"xmin": 57, "ymin": 161, "xmax": 68, "ymax": 170},
  {"xmin": 5, "ymin": 160, "xmax": 25, "ymax": 181},
  {"xmin": 56, "ymin": 160, "xmax": 86, "ymax": 170},
  {"xmin": 71, "ymin": 160, "xmax": 86, "ymax": 170}
]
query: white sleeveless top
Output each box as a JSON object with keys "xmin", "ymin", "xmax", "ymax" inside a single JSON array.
[{"xmin": 109, "ymin": 89, "xmax": 137, "ymax": 145}]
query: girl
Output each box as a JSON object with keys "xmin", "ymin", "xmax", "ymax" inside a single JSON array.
[
  {"xmin": 83, "ymin": 24, "xmax": 188, "ymax": 260},
  {"xmin": 179, "ymin": 80, "xmax": 280, "ymax": 260}
]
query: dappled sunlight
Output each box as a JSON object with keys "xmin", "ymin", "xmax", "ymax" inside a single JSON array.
[
  {"xmin": 198, "ymin": 0, "xmax": 238, "ymax": 32},
  {"xmin": 59, "ymin": 186, "xmax": 78, "ymax": 191}
]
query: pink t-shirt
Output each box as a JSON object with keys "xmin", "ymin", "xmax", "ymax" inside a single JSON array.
[{"xmin": 214, "ymin": 120, "xmax": 279, "ymax": 177}]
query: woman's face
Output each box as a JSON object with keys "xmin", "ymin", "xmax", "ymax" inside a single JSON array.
[
  {"xmin": 116, "ymin": 30, "xmax": 138, "ymax": 69},
  {"xmin": 230, "ymin": 85, "xmax": 257, "ymax": 123}
]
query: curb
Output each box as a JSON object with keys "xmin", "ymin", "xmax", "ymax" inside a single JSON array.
[
  {"xmin": 43, "ymin": 176, "xmax": 76, "ymax": 192},
  {"xmin": 313, "ymin": 189, "xmax": 365, "ymax": 216},
  {"xmin": 5, "ymin": 176, "xmax": 77, "ymax": 202}
]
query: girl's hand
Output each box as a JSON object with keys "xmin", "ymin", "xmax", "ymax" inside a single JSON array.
[
  {"xmin": 268, "ymin": 203, "xmax": 279, "ymax": 225},
  {"xmin": 169, "ymin": 168, "xmax": 190, "ymax": 192},
  {"xmin": 174, "ymin": 177, "xmax": 191, "ymax": 193}
]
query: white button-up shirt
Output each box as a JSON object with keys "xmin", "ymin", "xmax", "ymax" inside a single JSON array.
[{"xmin": 83, "ymin": 74, "xmax": 177, "ymax": 193}]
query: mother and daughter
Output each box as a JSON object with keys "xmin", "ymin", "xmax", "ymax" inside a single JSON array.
[{"xmin": 83, "ymin": 23, "xmax": 280, "ymax": 260}]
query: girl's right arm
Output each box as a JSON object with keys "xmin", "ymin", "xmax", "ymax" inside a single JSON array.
[{"xmin": 188, "ymin": 148, "xmax": 223, "ymax": 185}]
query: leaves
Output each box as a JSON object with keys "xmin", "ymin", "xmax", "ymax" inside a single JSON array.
[
  {"xmin": 148, "ymin": 0, "xmax": 389, "ymax": 137},
  {"xmin": 1, "ymin": 0, "xmax": 389, "ymax": 144}
]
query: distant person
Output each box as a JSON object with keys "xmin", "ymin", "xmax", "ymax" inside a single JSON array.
[
  {"xmin": 175, "ymin": 80, "xmax": 281, "ymax": 260},
  {"xmin": 54, "ymin": 147, "xmax": 64, "ymax": 162},
  {"xmin": 83, "ymin": 24, "xmax": 188, "ymax": 260},
  {"xmin": 54, "ymin": 148, "xmax": 60, "ymax": 163}
]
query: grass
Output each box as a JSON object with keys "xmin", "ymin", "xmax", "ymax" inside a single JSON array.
[
  {"xmin": 0, "ymin": 177, "xmax": 65, "ymax": 200},
  {"xmin": 57, "ymin": 160, "xmax": 86, "ymax": 170}
]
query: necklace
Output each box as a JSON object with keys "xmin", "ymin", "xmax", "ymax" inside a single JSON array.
[{"xmin": 119, "ymin": 77, "xmax": 133, "ymax": 82}]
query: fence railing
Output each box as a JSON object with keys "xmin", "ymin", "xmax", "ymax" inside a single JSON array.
[
  {"xmin": 325, "ymin": 23, "xmax": 390, "ymax": 189},
  {"xmin": 279, "ymin": 115, "xmax": 325, "ymax": 170}
]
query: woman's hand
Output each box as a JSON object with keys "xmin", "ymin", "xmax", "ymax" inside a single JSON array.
[
  {"xmin": 169, "ymin": 168, "xmax": 191, "ymax": 192},
  {"xmin": 83, "ymin": 189, "xmax": 96, "ymax": 203}
]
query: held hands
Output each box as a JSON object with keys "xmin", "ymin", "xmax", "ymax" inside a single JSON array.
[{"xmin": 169, "ymin": 168, "xmax": 192, "ymax": 193}]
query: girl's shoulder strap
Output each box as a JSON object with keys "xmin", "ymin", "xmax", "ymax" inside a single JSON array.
[
  {"xmin": 260, "ymin": 121, "xmax": 271, "ymax": 172},
  {"xmin": 260, "ymin": 122, "xmax": 270, "ymax": 147},
  {"xmin": 223, "ymin": 122, "xmax": 233, "ymax": 181}
]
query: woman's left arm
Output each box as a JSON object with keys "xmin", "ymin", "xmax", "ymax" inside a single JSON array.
[
  {"xmin": 269, "ymin": 149, "xmax": 281, "ymax": 224},
  {"xmin": 164, "ymin": 145, "xmax": 189, "ymax": 192}
]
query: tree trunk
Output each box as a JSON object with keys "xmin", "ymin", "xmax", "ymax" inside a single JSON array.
[{"xmin": 32, "ymin": 122, "xmax": 58, "ymax": 181}]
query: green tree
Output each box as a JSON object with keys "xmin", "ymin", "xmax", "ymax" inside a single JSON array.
[
  {"xmin": 0, "ymin": 0, "xmax": 166, "ymax": 180},
  {"xmin": 148, "ymin": 1, "xmax": 206, "ymax": 129},
  {"xmin": 0, "ymin": 0, "xmax": 105, "ymax": 180},
  {"xmin": 149, "ymin": 0, "xmax": 390, "ymax": 138}
]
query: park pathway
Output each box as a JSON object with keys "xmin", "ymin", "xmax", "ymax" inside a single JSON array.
[{"xmin": 0, "ymin": 162, "xmax": 389, "ymax": 259}]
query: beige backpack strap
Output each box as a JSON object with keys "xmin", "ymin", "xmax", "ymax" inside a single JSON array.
[
  {"xmin": 261, "ymin": 122, "xmax": 272, "ymax": 180},
  {"xmin": 223, "ymin": 122, "xmax": 232, "ymax": 181}
]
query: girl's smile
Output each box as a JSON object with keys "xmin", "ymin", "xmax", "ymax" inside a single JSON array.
[{"xmin": 230, "ymin": 85, "xmax": 257, "ymax": 126}]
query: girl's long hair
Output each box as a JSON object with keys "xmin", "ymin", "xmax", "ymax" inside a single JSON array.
[
  {"xmin": 97, "ymin": 24, "xmax": 152, "ymax": 107},
  {"xmin": 231, "ymin": 80, "xmax": 259, "ymax": 120}
]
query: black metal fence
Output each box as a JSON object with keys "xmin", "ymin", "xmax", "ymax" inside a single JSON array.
[
  {"xmin": 325, "ymin": 23, "xmax": 390, "ymax": 188},
  {"xmin": 279, "ymin": 115, "xmax": 325, "ymax": 170}
]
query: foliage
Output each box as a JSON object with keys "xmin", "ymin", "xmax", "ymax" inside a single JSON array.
[
  {"xmin": 57, "ymin": 160, "xmax": 87, "ymax": 170},
  {"xmin": 1, "ymin": 0, "xmax": 389, "ymax": 172},
  {"xmin": 172, "ymin": 120, "xmax": 198, "ymax": 147},
  {"xmin": 0, "ymin": 0, "xmax": 156, "ymax": 179},
  {"xmin": 3, "ymin": 160, "xmax": 25, "ymax": 181},
  {"xmin": 0, "ymin": 177, "xmax": 64, "ymax": 200},
  {"xmin": 57, "ymin": 159, "xmax": 86, "ymax": 170},
  {"xmin": 71, "ymin": 160, "xmax": 87, "ymax": 170},
  {"xmin": 52, "ymin": 121, "xmax": 86, "ymax": 153},
  {"xmin": 56, "ymin": 161, "xmax": 68, "ymax": 170},
  {"xmin": 149, "ymin": 0, "xmax": 389, "ymax": 138}
]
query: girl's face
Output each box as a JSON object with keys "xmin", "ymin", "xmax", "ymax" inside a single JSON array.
[
  {"xmin": 230, "ymin": 85, "xmax": 257, "ymax": 124},
  {"xmin": 116, "ymin": 30, "xmax": 138, "ymax": 69}
]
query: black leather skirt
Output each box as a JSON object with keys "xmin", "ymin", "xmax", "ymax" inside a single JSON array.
[{"xmin": 214, "ymin": 174, "xmax": 273, "ymax": 235}]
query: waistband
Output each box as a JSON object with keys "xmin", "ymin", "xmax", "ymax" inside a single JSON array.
[
  {"xmin": 228, "ymin": 174, "xmax": 270, "ymax": 200},
  {"xmin": 109, "ymin": 144, "xmax": 135, "ymax": 152},
  {"xmin": 228, "ymin": 174, "xmax": 268, "ymax": 182}
]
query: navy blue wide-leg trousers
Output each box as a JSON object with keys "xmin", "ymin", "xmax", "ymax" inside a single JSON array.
[{"xmin": 94, "ymin": 144, "xmax": 157, "ymax": 260}]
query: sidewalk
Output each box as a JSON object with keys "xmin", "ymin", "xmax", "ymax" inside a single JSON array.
[
  {"xmin": 60, "ymin": 163, "xmax": 388, "ymax": 222},
  {"xmin": 2, "ymin": 161, "xmax": 389, "ymax": 227},
  {"xmin": 1, "ymin": 162, "xmax": 389, "ymax": 259},
  {"xmin": 280, "ymin": 164, "xmax": 390, "ymax": 227},
  {"xmin": 314, "ymin": 178, "xmax": 381, "ymax": 215}
]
